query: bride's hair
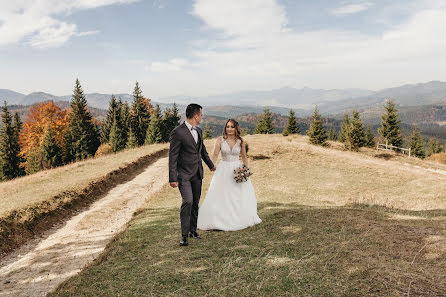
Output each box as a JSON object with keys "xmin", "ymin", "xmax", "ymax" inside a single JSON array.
[{"xmin": 223, "ymin": 119, "xmax": 243, "ymax": 144}]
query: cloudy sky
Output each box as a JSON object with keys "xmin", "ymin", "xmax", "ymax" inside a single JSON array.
[{"xmin": 1, "ymin": 0, "xmax": 446, "ymax": 98}]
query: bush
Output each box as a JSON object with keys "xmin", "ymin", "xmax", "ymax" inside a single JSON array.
[
  {"xmin": 427, "ymin": 152, "xmax": 446, "ymax": 164},
  {"xmin": 95, "ymin": 143, "xmax": 113, "ymax": 158}
]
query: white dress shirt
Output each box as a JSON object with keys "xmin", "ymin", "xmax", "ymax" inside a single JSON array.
[{"xmin": 185, "ymin": 121, "xmax": 198, "ymax": 143}]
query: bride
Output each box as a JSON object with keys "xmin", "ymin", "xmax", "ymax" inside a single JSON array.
[{"xmin": 197, "ymin": 119, "xmax": 262, "ymax": 231}]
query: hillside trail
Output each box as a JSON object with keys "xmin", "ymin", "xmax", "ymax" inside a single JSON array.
[{"xmin": 0, "ymin": 157, "xmax": 169, "ymax": 297}]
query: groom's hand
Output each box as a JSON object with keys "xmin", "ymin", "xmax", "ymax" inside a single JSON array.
[
  {"xmin": 210, "ymin": 167, "xmax": 216, "ymax": 172},
  {"xmin": 170, "ymin": 182, "xmax": 178, "ymax": 188}
]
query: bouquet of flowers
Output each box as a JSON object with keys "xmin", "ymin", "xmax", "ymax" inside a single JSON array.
[{"xmin": 233, "ymin": 164, "xmax": 252, "ymax": 183}]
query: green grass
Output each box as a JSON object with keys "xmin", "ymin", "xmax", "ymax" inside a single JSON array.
[{"xmin": 50, "ymin": 202, "xmax": 446, "ymax": 296}]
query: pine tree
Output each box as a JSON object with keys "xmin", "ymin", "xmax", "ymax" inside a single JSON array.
[
  {"xmin": 161, "ymin": 103, "xmax": 181, "ymax": 142},
  {"xmin": 101, "ymin": 94, "xmax": 118, "ymax": 144},
  {"xmin": 109, "ymin": 113, "xmax": 126, "ymax": 152},
  {"xmin": 255, "ymin": 109, "xmax": 274, "ymax": 134},
  {"xmin": 145, "ymin": 104, "xmax": 163, "ymax": 144},
  {"xmin": 12, "ymin": 111, "xmax": 25, "ymax": 176},
  {"xmin": 307, "ymin": 106, "xmax": 327, "ymax": 146},
  {"xmin": 338, "ymin": 112, "xmax": 350, "ymax": 143},
  {"xmin": 0, "ymin": 102, "xmax": 23, "ymax": 180},
  {"xmin": 25, "ymin": 147, "xmax": 42, "ymax": 175},
  {"xmin": 426, "ymin": 138, "xmax": 443, "ymax": 157},
  {"xmin": 364, "ymin": 124, "xmax": 375, "ymax": 148},
  {"xmin": 64, "ymin": 79, "xmax": 100, "ymax": 162},
  {"xmin": 41, "ymin": 124, "xmax": 62, "ymax": 168},
  {"xmin": 129, "ymin": 82, "xmax": 151, "ymax": 146},
  {"xmin": 346, "ymin": 110, "xmax": 365, "ymax": 151},
  {"xmin": 283, "ymin": 109, "xmax": 299, "ymax": 136},
  {"xmin": 408, "ymin": 126, "xmax": 425, "ymax": 158},
  {"xmin": 203, "ymin": 124, "xmax": 212, "ymax": 139},
  {"xmin": 126, "ymin": 127, "xmax": 138, "ymax": 149},
  {"xmin": 328, "ymin": 127, "xmax": 337, "ymax": 141},
  {"xmin": 120, "ymin": 99, "xmax": 130, "ymax": 146},
  {"xmin": 378, "ymin": 100, "xmax": 403, "ymax": 148}
]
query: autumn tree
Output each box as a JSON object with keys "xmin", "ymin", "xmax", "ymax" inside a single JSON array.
[
  {"xmin": 19, "ymin": 101, "xmax": 68, "ymax": 172},
  {"xmin": 64, "ymin": 79, "xmax": 100, "ymax": 162}
]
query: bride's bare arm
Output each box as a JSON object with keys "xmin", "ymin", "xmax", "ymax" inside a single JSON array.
[
  {"xmin": 211, "ymin": 137, "xmax": 222, "ymax": 165},
  {"xmin": 241, "ymin": 141, "xmax": 248, "ymax": 166}
]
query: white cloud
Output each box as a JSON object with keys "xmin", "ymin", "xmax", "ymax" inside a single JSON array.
[
  {"xmin": 165, "ymin": 0, "xmax": 446, "ymax": 92},
  {"xmin": 331, "ymin": 1, "xmax": 374, "ymax": 16},
  {"xmin": 150, "ymin": 58, "xmax": 189, "ymax": 72},
  {"xmin": 0, "ymin": 0, "xmax": 138, "ymax": 48}
]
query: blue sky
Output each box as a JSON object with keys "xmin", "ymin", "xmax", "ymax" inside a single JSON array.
[{"xmin": 1, "ymin": 0, "xmax": 446, "ymax": 100}]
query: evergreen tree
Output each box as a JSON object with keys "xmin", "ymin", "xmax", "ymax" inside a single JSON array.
[
  {"xmin": 126, "ymin": 127, "xmax": 138, "ymax": 149},
  {"xmin": 408, "ymin": 126, "xmax": 425, "ymax": 158},
  {"xmin": 41, "ymin": 124, "xmax": 62, "ymax": 168},
  {"xmin": 203, "ymin": 124, "xmax": 212, "ymax": 139},
  {"xmin": 109, "ymin": 114, "xmax": 126, "ymax": 152},
  {"xmin": 0, "ymin": 102, "xmax": 23, "ymax": 180},
  {"xmin": 145, "ymin": 104, "xmax": 163, "ymax": 144},
  {"xmin": 283, "ymin": 109, "xmax": 299, "ymax": 136},
  {"xmin": 25, "ymin": 147, "xmax": 42, "ymax": 175},
  {"xmin": 345, "ymin": 110, "xmax": 365, "ymax": 151},
  {"xmin": 120, "ymin": 99, "xmax": 130, "ymax": 146},
  {"xmin": 12, "ymin": 111, "xmax": 25, "ymax": 176},
  {"xmin": 64, "ymin": 79, "xmax": 100, "ymax": 162},
  {"xmin": 426, "ymin": 138, "xmax": 443, "ymax": 157},
  {"xmin": 129, "ymin": 82, "xmax": 151, "ymax": 146},
  {"xmin": 101, "ymin": 94, "xmax": 118, "ymax": 144},
  {"xmin": 161, "ymin": 103, "xmax": 181, "ymax": 142},
  {"xmin": 378, "ymin": 100, "xmax": 403, "ymax": 148},
  {"xmin": 328, "ymin": 127, "xmax": 337, "ymax": 141},
  {"xmin": 254, "ymin": 108, "xmax": 274, "ymax": 134},
  {"xmin": 338, "ymin": 112, "xmax": 350, "ymax": 142},
  {"xmin": 364, "ymin": 124, "xmax": 376, "ymax": 148},
  {"xmin": 307, "ymin": 106, "xmax": 327, "ymax": 146}
]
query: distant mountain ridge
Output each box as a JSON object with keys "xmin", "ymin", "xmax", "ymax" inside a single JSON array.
[{"xmin": 2, "ymin": 81, "xmax": 446, "ymax": 116}]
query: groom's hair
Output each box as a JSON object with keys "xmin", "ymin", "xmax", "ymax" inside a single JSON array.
[{"xmin": 186, "ymin": 103, "xmax": 202, "ymax": 119}]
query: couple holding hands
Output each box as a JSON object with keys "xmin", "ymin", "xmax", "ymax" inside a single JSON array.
[{"xmin": 168, "ymin": 104, "xmax": 261, "ymax": 246}]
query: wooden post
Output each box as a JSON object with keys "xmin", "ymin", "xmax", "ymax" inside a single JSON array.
[
  {"xmin": 386, "ymin": 139, "xmax": 388, "ymax": 150},
  {"xmin": 409, "ymin": 147, "xmax": 411, "ymax": 157}
]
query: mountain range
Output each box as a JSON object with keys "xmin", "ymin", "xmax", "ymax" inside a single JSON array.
[{"xmin": 2, "ymin": 81, "xmax": 446, "ymax": 118}]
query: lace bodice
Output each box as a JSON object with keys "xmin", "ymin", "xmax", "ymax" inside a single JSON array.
[{"xmin": 220, "ymin": 137, "xmax": 241, "ymax": 162}]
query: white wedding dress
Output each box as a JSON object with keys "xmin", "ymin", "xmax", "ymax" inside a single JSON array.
[{"xmin": 197, "ymin": 137, "xmax": 262, "ymax": 231}]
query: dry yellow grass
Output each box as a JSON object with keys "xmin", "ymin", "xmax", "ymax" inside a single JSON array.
[
  {"xmin": 0, "ymin": 143, "xmax": 168, "ymax": 218},
  {"xmin": 147, "ymin": 134, "xmax": 446, "ymax": 212}
]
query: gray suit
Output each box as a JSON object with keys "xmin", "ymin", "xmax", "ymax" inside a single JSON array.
[{"xmin": 169, "ymin": 122, "xmax": 214, "ymax": 236}]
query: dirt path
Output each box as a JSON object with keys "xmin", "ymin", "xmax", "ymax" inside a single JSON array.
[{"xmin": 0, "ymin": 157, "xmax": 169, "ymax": 297}]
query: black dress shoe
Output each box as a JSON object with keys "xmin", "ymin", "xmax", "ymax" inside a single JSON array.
[
  {"xmin": 180, "ymin": 235, "xmax": 188, "ymax": 246},
  {"xmin": 189, "ymin": 231, "xmax": 202, "ymax": 239}
]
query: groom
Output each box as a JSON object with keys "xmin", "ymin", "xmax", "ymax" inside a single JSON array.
[{"xmin": 169, "ymin": 103, "xmax": 215, "ymax": 246}]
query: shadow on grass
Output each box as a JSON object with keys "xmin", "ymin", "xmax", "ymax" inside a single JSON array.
[{"xmin": 49, "ymin": 202, "xmax": 446, "ymax": 297}]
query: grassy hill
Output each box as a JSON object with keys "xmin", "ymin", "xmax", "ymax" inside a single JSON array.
[{"xmin": 49, "ymin": 135, "xmax": 446, "ymax": 296}]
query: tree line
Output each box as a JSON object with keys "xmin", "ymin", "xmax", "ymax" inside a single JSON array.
[
  {"xmin": 0, "ymin": 79, "xmax": 180, "ymax": 181},
  {"xmin": 254, "ymin": 100, "xmax": 444, "ymax": 158}
]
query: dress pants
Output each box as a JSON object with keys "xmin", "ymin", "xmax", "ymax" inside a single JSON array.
[{"xmin": 178, "ymin": 171, "xmax": 202, "ymax": 236}]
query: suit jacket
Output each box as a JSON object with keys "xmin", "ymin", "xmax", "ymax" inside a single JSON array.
[{"xmin": 169, "ymin": 122, "xmax": 214, "ymax": 182}]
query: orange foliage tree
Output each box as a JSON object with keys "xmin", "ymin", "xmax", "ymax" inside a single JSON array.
[{"xmin": 19, "ymin": 101, "xmax": 69, "ymax": 169}]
